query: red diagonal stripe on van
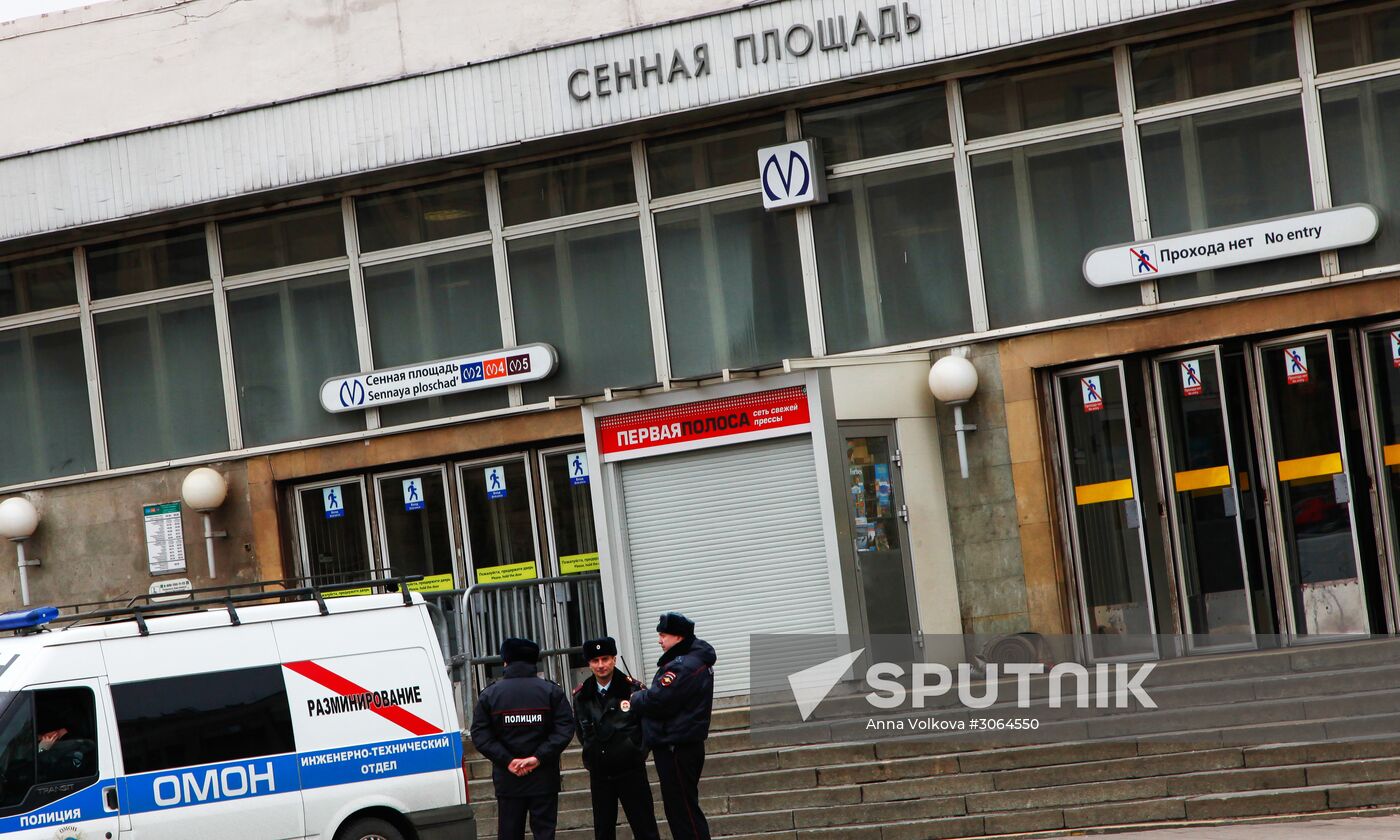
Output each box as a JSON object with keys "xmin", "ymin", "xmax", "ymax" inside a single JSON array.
[{"xmin": 284, "ymin": 660, "xmax": 442, "ymax": 736}]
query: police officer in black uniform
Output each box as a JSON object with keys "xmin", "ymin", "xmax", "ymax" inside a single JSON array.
[
  {"xmin": 573, "ymin": 636, "xmax": 661, "ymax": 840},
  {"xmin": 470, "ymin": 637, "xmax": 575, "ymax": 840},
  {"xmin": 629, "ymin": 613, "xmax": 717, "ymax": 840}
]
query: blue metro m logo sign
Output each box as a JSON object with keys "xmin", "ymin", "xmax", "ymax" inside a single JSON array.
[{"xmin": 757, "ymin": 139, "xmax": 826, "ymax": 210}]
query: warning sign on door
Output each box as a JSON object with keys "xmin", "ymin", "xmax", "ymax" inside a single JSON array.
[
  {"xmin": 1180, "ymin": 360, "xmax": 1203, "ymax": 397},
  {"xmin": 1284, "ymin": 346, "xmax": 1309, "ymax": 385},
  {"xmin": 1390, "ymin": 331, "xmax": 1399, "ymax": 368},
  {"xmin": 1081, "ymin": 376, "xmax": 1104, "ymax": 412}
]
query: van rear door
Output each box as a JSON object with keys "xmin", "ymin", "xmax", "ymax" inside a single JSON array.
[{"xmin": 0, "ymin": 678, "xmax": 121, "ymax": 839}]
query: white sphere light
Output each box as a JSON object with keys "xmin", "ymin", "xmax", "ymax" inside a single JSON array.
[
  {"xmin": 928, "ymin": 355, "xmax": 979, "ymax": 405},
  {"xmin": 0, "ymin": 497, "xmax": 40, "ymax": 541},
  {"xmin": 182, "ymin": 467, "xmax": 228, "ymax": 512}
]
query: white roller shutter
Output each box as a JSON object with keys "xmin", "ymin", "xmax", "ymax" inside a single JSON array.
[{"xmin": 621, "ymin": 436, "xmax": 837, "ymax": 696}]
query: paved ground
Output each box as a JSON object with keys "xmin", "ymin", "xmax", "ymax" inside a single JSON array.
[{"xmin": 1103, "ymin": 813, "xmax": 1400, "ymax": 838}]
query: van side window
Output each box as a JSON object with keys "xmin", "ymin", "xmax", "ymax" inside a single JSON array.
[
  {"xmin": 112, "ymin": 665, "xmax": 296, "ymax": 774},
  {"xmin": 0, "ymin": 687, "xmax": 99, "ymax": 817}
]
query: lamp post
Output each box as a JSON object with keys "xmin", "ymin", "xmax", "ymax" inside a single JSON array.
[
  {"xmin": 928, "ymin": 353, "xmax": 980, "ymax": 480},
  {"xmin": 181, "ymin": 468, "xmax": 228, "ymax": 579},
  {"xmin": 0, "ymin": 498, "xmax": 41, "ymax": 606}
]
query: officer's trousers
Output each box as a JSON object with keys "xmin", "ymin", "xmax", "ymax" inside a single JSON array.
[
  {"xmin": 589, "ymin": 766, "xmax": 661, "ymax": 840},
  {"xmin": 497, "ymin": 793, "xmax": 559, "ymax": 840},
  {"xmin": 653, "ymin": 742, "xmax": 710, "ymax": 840}
]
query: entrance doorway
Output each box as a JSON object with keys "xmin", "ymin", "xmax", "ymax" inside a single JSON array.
[{"xmin": 1051, "ymin": 320, "xmax": 1399, "ymax": 659}]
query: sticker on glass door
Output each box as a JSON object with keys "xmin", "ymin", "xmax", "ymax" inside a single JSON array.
[
  {"xmin": 1082, "ymin": 376, "xmax": 1104, "ymax": 412},
  {"xmin": 323, "ymin": 486, "xmax": 345, "ymax": 519},
  {"xmin": 1285, "ymin": 346, "xmax": 1309, "ymax": 384},
  {"xmin": 1391, "ymin": 331, "xmax": 1399, "ymax": 368},
  {"xmin": 485, "ymin": 466, "xmax": 508, "ymax": 499},
  {"xmin": 1180, "ymin": 360, "xmax": 1203, "ymax": 396}
]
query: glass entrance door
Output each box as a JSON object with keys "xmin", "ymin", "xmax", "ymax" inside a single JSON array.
[
  {"xmin": 456, "ymin": 455, "xmax": 541, "ymax": 584},
  {"xmin": 1254, "ymin": 332, "xmax": 1370, "ymax": 638},
  {"xmin": 1054, "ymin": 362, "xmax": 1158, "ymax": 660},
  {"xmin": 1363, "ymin": 321, "xmax": 1400, "ymax": 625},
  {"xmin": 373, "ymin": 465, "xmax": 458, "ymax": 591},
  {"xmin": 838, "ymin": 425, "xmax": 920, "ymax": 663},
  {"xmin": 294, "ymin": 477, "xmax": 376, "ymax": 585},
  {"xmin": 1152, "ymin": 347, "xmax": 1258, "ymax": 651}
]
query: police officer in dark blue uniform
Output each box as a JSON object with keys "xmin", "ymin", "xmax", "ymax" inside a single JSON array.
[
  {"xmin": 573, "ymin": 636, "xmax": 661, "ymax": 840},
  {"xmin": 470, "ymin": 637, "xmax": 575, "ymax": 840},
  {"xmin": 629, "ymin": 613, "xmax": 717, "ymax": 840}
]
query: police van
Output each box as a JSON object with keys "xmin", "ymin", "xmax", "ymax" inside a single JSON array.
[{"xmin": 0, "ymin": 585, "xmax": 475, "ymax": 839}]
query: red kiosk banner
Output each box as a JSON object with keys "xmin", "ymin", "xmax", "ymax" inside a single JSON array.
[{"xmin": 598, "ymin": 386, "xmax": 811, "ymax": 462}]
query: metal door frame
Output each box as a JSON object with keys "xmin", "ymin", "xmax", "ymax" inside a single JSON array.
[
  {"xmin": 1251, "ymin": 328, "xmax": 1370, "ymax": 642},
  {"xmin": 1052, "ymin": 359, "xmax": 1160, "ymax": 663},
  {"xmin": 1360, "ymin": 317, "xmax": 1400, "ymax": 633},
  {"xmin": 1151, "ymin": 345, "xmax": 1258, "ymax": 653},
  {"xmin": 370, "ymin": 463, "xmax": 460, "ymax": 585},
  {"xmin": 291, "ymin": 474, "xmax": 379, "ymax": 579},
  {"xmin": 836, "ymin": 421, "xmax": 924, "ymax": 651},
  {"xmin": 454, "ymin": 452, "xmax": 543, "ymax": 585}
]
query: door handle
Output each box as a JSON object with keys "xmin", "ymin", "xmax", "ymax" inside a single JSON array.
[
  {"xmin": 1123, "ymin": 500, "xmax": 1142, "ymax": 530},
  {"xmin": 1333, "ymin": 474, "xmax": 1351, "ymax": 505},
  {"xmin": 1221, "ymin": 486, "xmax": 1239, "ymax": 518},
  {"xmin": 103, "ymin": 784, "xmax": 118, "ymax": 812}
]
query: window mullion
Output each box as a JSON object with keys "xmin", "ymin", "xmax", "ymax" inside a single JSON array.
[
  {"xmin": 1296, "ymin": 7, "xmax": 1340, "ymax": 278},
  {"xmin": 787, "ymin": 110, "xmax": 826, "ymax": 359},
  {"xmin": 948, "ymin": 81, "xmax": 989, "ymax": 334},
  {"xmin": 630, "ymin": 140, "xmax": 672, "ymax": 385},
  {"xmin": 342, "ymin": 196, "xmax": 380, "ymax": 430},
  {"xmin": 1115, "ymin": 44, "xmax": 1158, "ymax": 307},
  {"xmin": 75, "ymin": 245, "xmax": 109, "ymax": 471},
  {"xmin": 485, "ymin": 169, "xmax": 522, "ymax": 407},
  {"xmin": 206, "ymin": 221, "xmax": 244, "ymax": 451}
]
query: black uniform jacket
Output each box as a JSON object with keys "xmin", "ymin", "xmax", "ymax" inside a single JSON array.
[
  {"xmin": 470, "ymin": 661, "xmax": 576, "ymax": 798},
  {"xmin": 573, "ymin": 671, "xmax": 648, "ymax": 777},
  {"xmin": 629, "ymin": 637, "xmax": 717, "ymax": 747}
]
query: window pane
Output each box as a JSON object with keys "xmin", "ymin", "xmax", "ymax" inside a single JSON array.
[
  {"xmin": 1131, "ymin": 18, "xmax": 1297, "ymax": 109},
  {"xmin": 1313, "ymin": 0, "xmax": 1400, "ymax": 73},
  {"xmin": 0, "ymin": 694, "xmax": 35, "ymax": 810},
  {"xmin": 812, "ymin": 163, "xmax": 970, "ymax": 352},
  {"xmin": 96, "ymin": 296, "xmax": 228, "ymax": 467},
  {"xmin": 0, "ymin": 253, "xmax": 75, "ymax": 317},
  {"xmin": 112, "ymin": 666, "xmax": 296, "ymax": 774},
  {"xmin": 656, "ymin": 194, "xmax": 808, "ymax": 377},
  {"xmin": 972, "ymin": 131, "xmax": 1139, "ymax": 328},
  {"xmin": 220, "ymin": 203, "xmax": 346, "ymax": 276},
  {"xmin": 508, "ymin": 219, "xmax": 655, "ymax": 400},
  {"xmin": 0, "ymin": 320, "xmax": 96, "ymax": 486},
  {"xmin": 356, "ymin": 176, "xmax": 488, "ymax": 252},
  {"xmin": 647, "ymin": 118, "xmax": 787, "ymax": 197},
  {"xmin": 1322, "ymin": 76, "xmax": 1400, "ymax": 271},
  {"xmin": 87, "ymin": 227, "xmax": 209, "ymax": 299},
  {"xmin": 35, "ymin": 687, "xmax": 98, "ymax": 784},
  {"xmin": 543, "ymin": 451, "xmax": 597, "ymax": 562},
  {"xmin": 364, "ymin": 248, "xmax": 507, "ymax": 425},
  {"xmin": 228, "ymin": 271, "xmax": 365, "ymax": 445},
  {"xmin": 804, "ymin": 86, "xmax": 950, "ymax": 166},
  {"xmin": 962, "ymin": 54, "xmax": 1118, "ymax": 140},
  {"xmin": 499, "ymin": 148, "xmax": 635, "ymax": 226},
  {"xmin": 1141, "ymin": 98, "xmax": 1316, "ymax": 301}
]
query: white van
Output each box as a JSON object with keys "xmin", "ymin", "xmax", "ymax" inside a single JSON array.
[{"xmin": 0, "ymin": 590, "xmax": 475, "ymax": 839}]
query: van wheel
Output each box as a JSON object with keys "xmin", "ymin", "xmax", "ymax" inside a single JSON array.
[{"xmin": 337, "ymin": 817, "xmax": 405, "ymax": 840}]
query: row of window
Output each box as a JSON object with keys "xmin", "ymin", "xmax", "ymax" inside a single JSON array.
[{"xmin": 3, "ymin": 1, "xmax": 1400, "ymax": 489}]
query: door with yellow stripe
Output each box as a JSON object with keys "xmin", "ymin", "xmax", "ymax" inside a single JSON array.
[
  {"xmin": 1153, "ymin": 347, "xmax": 1267, "ymax": 651},
  {"xmin": 1363, "ymin": 321, "xmax": 1400, "ymax": 622},
  {"xmin": 1054, "ymin": 362, "xmax": 1158, "ymax": 660},
  {"xmin": 1255, "ymin": 332, "xmax": 1371, "ymax": 637}
]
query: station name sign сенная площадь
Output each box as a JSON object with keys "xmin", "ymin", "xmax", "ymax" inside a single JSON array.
[
  {"xmin": 1082, "ymin": 204, "xmax": 1380, "ymax": 287},
  {"xmin": 319, "ymin": 343, "xmax": 557, "ymax": 413}
]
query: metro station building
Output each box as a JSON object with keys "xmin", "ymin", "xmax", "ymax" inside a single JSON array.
[{"xmin": 3, "ymin": 0, "xmax": 1400, "ymax": 693}]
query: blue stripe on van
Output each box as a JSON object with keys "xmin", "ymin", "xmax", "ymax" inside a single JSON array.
[{"xmin": 118, "ymin": 733, "xmax": 461, "ymax": 814}]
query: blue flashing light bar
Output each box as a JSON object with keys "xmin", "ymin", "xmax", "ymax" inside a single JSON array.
[{"xmin": 0, "ymin": 606, "xmax": 58, "ymax": 632}]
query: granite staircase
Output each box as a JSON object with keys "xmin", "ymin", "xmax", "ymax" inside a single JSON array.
[{"xmin": 464, "ymin": 638, "xmax": 1400, "ymax": 839}]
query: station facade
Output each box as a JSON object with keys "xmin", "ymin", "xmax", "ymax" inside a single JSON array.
[{"xmin": 3, "ymin": 0, "xmax": 1400, "ymax": 692}]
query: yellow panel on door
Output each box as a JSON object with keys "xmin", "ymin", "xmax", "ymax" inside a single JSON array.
[
  {"xmin": 1276, "ymin": 452, "xmax": 1343, "ymax": 482},
  {"xmin": 1174, "ymin": 465, "xmax": 1231, "ymax": 493},
  {"xmin": 1075, "ymin": 478, "xmax": 1134, "ymax": 506}
]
